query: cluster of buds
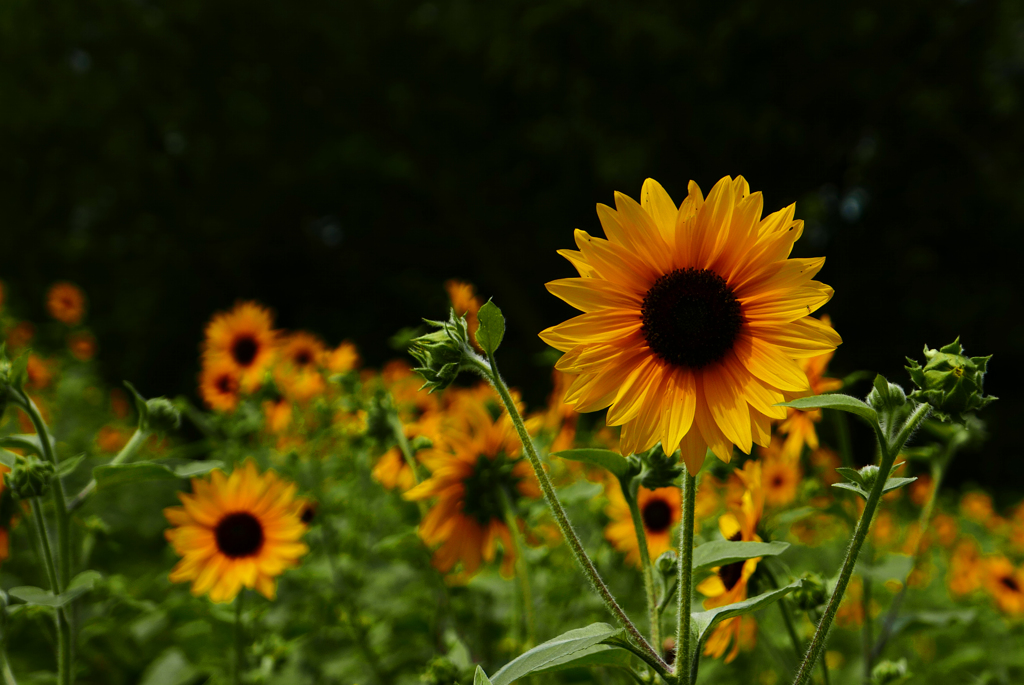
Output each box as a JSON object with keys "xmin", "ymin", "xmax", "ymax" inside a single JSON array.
[
  {"xmin": 906, "ymin": 339, "xmax": 995, "ymax": 423},
  {"xmin": 409, "ymin": 309, "xmax": 475, "ymax": 393},
  {"xmin": 639, "ymin": 444, "xmax": 685, "ymax": 490}
]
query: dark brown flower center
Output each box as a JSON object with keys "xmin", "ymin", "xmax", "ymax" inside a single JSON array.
[
  {"xmin": 642, "ymin": 498, "xmax": 673, "ymax": 534},
  {"xmin": 215, "ymin": 512, "xmax": 264, "ymax": 558},
  {"xmin": 294, "ymin": 350, "xmax": 314, "ymax": 367},
  {"xmin": 461, "ymin": 453, "xmax": 521, "ymax": 525},
  {"xmin": 772, "ymin": 475, "xmax": 785, "ymax": 488},
  {"xmin": 1000, "ymin": 575, "xmax": 1021, "ymax": 593},
  {"xmin": 215, "ymin": 374, "xmax": 237, "ymax": 395},
  {"xmin": 231, "ymin": 335, "xmax": 259, "ymax": 366},
  {"xmin": 641, "ymin": 268, "xmax": 743, "ymax": 369}
]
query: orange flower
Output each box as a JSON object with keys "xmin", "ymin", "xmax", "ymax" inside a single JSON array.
[
  {"xmin": 762, "ymin": 451, "xmax": 802, "ymax": 508},
  {"xmin": 68, "ymin": 331, "xmax": 98, "ymax": 361},
  {"xmin": 262, "ymin": 396, "xmax": 292, "ymax": 433},
  {"xmin": 46, "ymin": 282, "xmax": 87, "ymax": 325},
  {"xmin": 984, "ymin": 556, "xmax": 1024, "ymax": 615},
  {"xmin": 6, "ymin": 321, "xmax": 35, "ymax": 349},
  {"xmin": 26, "ymin": 355, "xmax": 53, "ymax": 390},
  {"xmin": 202, "ymin": 302, "xmax": 277, "ymax": 391},
  {"xmin": 960, "ymin": 492, "xmax": 994, "ymax": 525},
  {"xmin": 325, "ymin": 340, "xmax": 360, "ymax": 374},
  {"xmin": 604, "ymin": 479, "xmax": 681, "ymax": 567},
  {"xmin": 96, "ymin": 426, "xmax": 131, "ymax": 453},
  {"xmin": 810, "ymin": 447, "xmax": 841, "ymax": 485},
  {"xmin": 275, "ymin": 332, "xmax": 327, "ymax": 402},
  {"xmin": 199, "ymin": 357, "xmax": 242, "ymax": 412},
  {"xmin": 947, "ymin": 538, "xmax": 983, "ymax": 596},
  {"xmin": 909, "ymin": 474, "xmax": 933, "ymax": 507}
]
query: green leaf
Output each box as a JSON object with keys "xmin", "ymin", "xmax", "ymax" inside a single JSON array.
[
  {"xmin": 0, "ymin": 434, "xmax": 46, "ymax": 456},
  {"xmin": 56, "ymin": 454, "xmax": 86, "ymax": 477},
  {"xmin": 531, "ymin": 645, "xmax": 634, "ymax": 675},
  {"xmin": 882, "ymin": 476, "xmax": 917, "ymax": 494},
  {"xmin": 692, "ymin": 541, "xmax": 790, "ymax": 573},
  {"xmin": 474, "ymin": 666, "xmax": 493, "ymax": 685},
  {"xmin": 835, "ymin": 467, "xmax": 865, "ymax": 486},
  {"xmin": 94, "ymin": 461, "xmax": 224, "ymax": 489},
  {"xmin": 475, "ymin": 300, "xmax": 505, "ymax": 354},
  {"xmin": 490, "ymin": 623, "xmax": 623, "ymax": 685},
  {"xmin": 857, "ymin": 554, "xmax": 914, "ymax": 582},
  {"xmin": 68, "ymin": 570, "xmax": 102, "ymax": 592},
  {"xmin": 832, "ymin": 482, "xmax": 870, "ymax": 499},
  {"xmin": 691, "ymin": 580, "xmax": 801, "ymax": 659},
  {"xmin": 124, "ymin": 381, "xmax": 149, "ymax": 429},
  {"xmin": 777, "ymin": 394, "xmax": 877, "ymax": 424},
  {"xmin": 9, "ymin": 584, "xmax": 90, "ymax": 608},
  {"xmin": 0, "ymin": 449, "xmax": 17, "ymax": 468},
  {"xmin": 552, "ymin": 449, "xmax": 631, "ymax": 479}
]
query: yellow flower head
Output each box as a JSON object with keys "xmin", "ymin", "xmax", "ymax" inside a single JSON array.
[
  {"xmin": 68, "ymin": 331, "xmax": 98, "ymax": 361},
  {"xmin": 947, "ymin": 538, "xmax": 982, "ymax": 596},
  {"xmin": 405, "ymin": 397, "xmax": 540, "ymax": 581},
  {"xmin": 984, "ymin": 556, "xmax": 1024, "ymax": 615},
  {"xmin": 46, "ymin": 282, "xmax": 87, "ymax": 326},
  {"xmin": 199, "ymin": 356, "xmax": 243, "ymax": 412},
  {"xmin": 164, "ymin": 461, "xmax": 309, "ymax": 603},
  {"xmin": 541, "ymin": 177, "xmax": 840, "ymax": 473},
  {"xmin": 760, "ymin": 442, "xmax": 802, "ymax": 508},
  {"xmin": 202, "ymin": 302, "xmax": 277, "ymax": 392},
  {"xmin": 604, "ymin": 479, "xmax": 681, "ymax": 567},
  {"xmin": 275, "ymin": 331, "xmax": 327, "ymax": 402},
  {"xmin": 326, "ymin": 340, "xmax": 361, "ymax": 374},
  {"xmin": 776, "ymin": 316, "xmax": 841, "ymax": 460}
]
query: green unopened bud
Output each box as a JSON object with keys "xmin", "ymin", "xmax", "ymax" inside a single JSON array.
[
  {"xmin": 420, "ymin": 656, "xmax": 463, "ymax": 685},
  {"xmin": 866, "ymin": 375, "xmax": 907, "ymax": 414},
  {"xmin": 906, "ymin": 339, "xmax": 995, "ymax": 423},
  {"xmin": 639, "ymin": 444, "xmax": 684, "ymax": 489},
  {"xmin": 792, "ymin": 572, "xmax": 828, "ymax": 611},
  {"xmin": 871, "ymin": 658, "xmax": 909, "ymax": 685},
  {"xmin": 655, "ymin": 550, "xmax": 678, "ymax": 577},
  {"xmin": 5, "ymin": 456, "xmax": 56, "ymax": 500},
  {"xmin": 858, "ymin": 464, "xmax": 880, "ymax": 491},
  {"xmin": 145, "ymin": 397, "xmax": 181, "ymax": 434},
  {"xmin": 409, "ymin": 309, "xmax": 474, "ymax": 393}
]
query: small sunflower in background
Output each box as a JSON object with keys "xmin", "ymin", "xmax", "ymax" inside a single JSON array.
[
  {"xmin": 604, "ymin": 479, "xmax": 680, "ymax": 567},
  {"xmin": 275, "ymin": 331, "xmax": 327, "ymax": 402},
  {"xmin": 203, "ymin": 301, "xmax": 277, "ymax": 391},
  {"xmin": 698, "ymin": 460, "xmax": 764, "ymax": 663},
  {"xmin": 758, "ymin": 437, "xmax": 802, "ymax": 508},
  {"xmin": 947, "ymin": 538, "xmax": 983, "ymax": 596},
  {"xmin": 541, "ymin": 177, "xmax": 840, "ymax": 473},
  {"xmin": 325, "ymin": 340, "xmax": 360, "ymax": 374},
  {"xmin": 984, "ymin": 556, "xmax": 1024, "ymax": 615},
  {"xmin": 67, "ymin": 330, "xmax": 97, "ymax": 361},
  {"xmin": 777, "ymin": 315, "xmax": 842, "ymax": 460},
  {"xmin": 405, "ymin": 394, "xmax": 540, "ymax": 581},
  {"xmin": 46, "ymin": 282, "xmax": 87, "ymax": 326},
  {"xmin": 199, "ymin": 356, "xmax": 243, "ymax": 412},
  {"xmin": 164, "ymin": 461, "xmax": 309, "ymax": 603}
]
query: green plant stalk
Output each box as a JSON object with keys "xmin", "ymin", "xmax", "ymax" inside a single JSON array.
[
  {"xmin": 68, "ymin": 428, "xmax": 150, "ymax": 511},
  {"xmin": 387, "ymin": 413, "xmax": 427, "ymax": 518},
  {"xmin": 811, "ymin": 611, "xmax": 831, "ymax": 685},
  {"xmin": 862, "ymin": 578, "xmax": 873, "ymax": 683},
  {"xmin": 233, "ymin": 592, "xmax": 245, "ymax": 685},
  {"xmin": 674, "ymin": 470, "xmax": 697, "ymax": 684},
  {"xmin": 501, "ymin": 490, "xmax": 536, "ymax": 648},
  {"xmin": 624, "ymin": 486, "xmax": 661, "ymax": 648},
  {"xmin": 790, "ymin": 403, "xmax": 930, "ymax": 685},
  {"xmin": 472, "ymin": 353, "xmax": 669, "ymax": 675},
  {"xmin": 762, "ymin": 565, "xmax": 803, "ymax": 664},
  {"xmin": 0, "ymin": 598, "xmax": 16, "ymax": 685},
  {"xmin": 28, "ymin": 499, "xmax": 70, "ymax": 685}
]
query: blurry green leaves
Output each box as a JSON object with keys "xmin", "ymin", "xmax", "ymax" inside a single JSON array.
[
  {"xmin": 475, "ymin": 300, "xmax": 505, "ymax": 355},
  {"xmin": 486, "ymin": 623, "xmax": 625, "ymax": 685},
  {"xmin": 906, "ymin": 339, "xmax": 995, "ymax": 423},
  {"xmin": 9, "ymin": 570, "xmax": 102, "ymax": 609},
  {"xmin": 552, "ymin": 448, "xmax": 633, "ymax": 479},
  {"xmin": 833, "ymin": 462, "xmax": 916, "ymax": 500},
  {"xmin": 94, "ymin": 460, "xmax": 223, "ymax": 489},
  {"xmin": 691, "ymin": 540, "xmax": 790, "ymax": 573}
]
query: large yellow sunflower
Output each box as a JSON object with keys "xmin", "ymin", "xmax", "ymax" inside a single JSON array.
[
  {"xmin": 405, "ymin": 399, "xmax": 540, "ymax": 581},
  {"xmin": 203, "ymin": 302, "xmax": 277, "ymax": 391},
  {"xmin": 164, "ymin": 461, "xmax": 309, "ymax": 603},
  {"xmin": 541, "ymin": 177, "xmax": 841, "ymax": 473},
  {"xmin": 604, "ymin": 479, "xmax": 681, "ymax": 567}
]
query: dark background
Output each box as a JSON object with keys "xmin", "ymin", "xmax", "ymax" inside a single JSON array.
[{"xmin": 1, "ymin": 0, "xmax": 1020, "ymax": 492}]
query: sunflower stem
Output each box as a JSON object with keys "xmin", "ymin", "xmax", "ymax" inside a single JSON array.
[
  {"xmin": 68, "ymin": 427, "xmax": 150, "ymax": 511},
  {"xmin": 674, "ymin": 469, "xmax": 697, "ymax": 684},
  {"xmin": 233, "ymin": 591, "xmax": 245, "ymax": 685},
  {"xmin": 28, "ymin": 498, "xmax": 70, "ymax": 685},
  {"xmin": 501, "ymin": 489, "xmax": 536, "ymax": 649},
  {"xmin": 790, "ymin": 403, "xmax": 931, "ymax": 685},
  {"xmin": 473, "ymin": 352, "xmax": 669, "ymax": 675},
  {"xmin": 624, "ymin": 484, "xmax": 661, "ymax": 649},
  {"xmin": 861, "ymin": 577, "xmax": 873, "ymax": 683},
  {"xmin": 387, "ymin": 413, "xmax": 428, "ymax": 518},
  {"xmin": 0, "ymin": 597, "xmax": 17, "ymax": 685}
]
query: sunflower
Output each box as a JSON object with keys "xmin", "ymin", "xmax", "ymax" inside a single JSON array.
[
  {"xmin": 203, "ymin": 302, "xmax": 277, "ymax": 391},
  {"xmin": 960, "ymin": 491, "xmax": 995, "ymax": 525},
  {"xmin": 326, "ymin": 340, "xmax": 360, "ymax": 374},
  {"xmin": 6, "ymin": 321, "xmax": 35, "ymax": 349},
  {"xmin": 697, "ymin": 460, "xmax": 764, "ymax": 662},
  {"xmin": 164, "ymin": 461, "xmax": 309, "ymax": 603},
  {"xmin": 199, "ymin": 357, "xmax": 243, "ymax": 412},
  {"xmin": 947, "ymin": 538, "xmax": 982, "ymax": 596},
  {"xmin": 541, "ymin": 177, "xmax": 840, "ymax": 473},
  {"xmin": 984, "ymin": 556, "xmax": 1024, "ymax": 615},
  {"xmin": 761, "ymin": 449, "xmax": 802, "ymax": 508},
  {"xmin": 604, "ymin": 479, "xmax": 681, "ymax": 567},
  {"xmin": 405, "ymin": 398, "xmax": 540, "ymax": 580},
  {"xmin": 46, "ymin": 282, "xmax": 87, "ymax": 325},
  {"xmin": 275, "ymin": 332, "xmax": 327, "ymax": 402},
  {"xmin": 67, "ymin": 330, "xmax": 97, "ymax": 361},
  {"xmin": 262, "ymin": 396, "xmax": 292, "ymax": 433},
  {"xmin": 776, "ymin": 315, "xmax": 842, "ymax": 460}
]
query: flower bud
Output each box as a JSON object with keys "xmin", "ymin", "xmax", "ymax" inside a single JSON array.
[
  {"xmin": 145, "ymin": 397, "xmax": 182, "ymax": 434},
  {"xmin": 858, "ymin": 465, "xmax": 880, "ymax": 491},
  {"xmin": 639, "ymin": 444, "xmax": 685, "ymax": 490},
  {"xmin": 792, "ymin": 572, "xmax": 828, "ymax": 611},
  {"xmin": 655, "ymin": 550, "xmax": 678, "ymax": 577},
  {"xmin": 905, "ymin": 339, "xmax": 995, "ymax": 423},
  {"xmin": 409, "ymin": 310, "xmax": 474, "ymax": 393},
  {"xmin": 866, "ymin": 376, "xmax": 907, "ymax": 414},
  {"xmin": 5, "ymin": 456, "xmax": 56, "ymax": 500},
  {"xmin": 871, "ymin": 658, "xmax": 909, "ymax": 685}
]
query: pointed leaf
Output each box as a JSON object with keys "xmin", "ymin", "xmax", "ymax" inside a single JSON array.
[
  {"xmin": 552, "ymin": 449, "xmax": 631, "ymax": 479},
  {"xmin": 490, "ymin": 623, "xmax": 623, "ymax": 685},
  {"xmin": 835, "ymin": 467, "xmax": 865, "ymax": 486},
  {"xmin": 692, "ymin": 541, "xmax": 790, "ymax": 573},
  {"xmin": 882, "ymin": 476, "xmax": 917, "ymax": 494},
  {"xmin": 831, "ymin": 482, "xmax": 870, "ymax": 499},
  {"xmin": 0, "ymin": 449, "xmax": 17, "ymax": 468},
  {"xmin": 474, "ymin": 666, "xmax": 493, "ymax": 685},
  {"xmin": 94, "ymin": 462, "xmax": 176, "ymax": 488},
  {"xmin": 68, "ymin": 570, "xmax": 102, "ymax": 592},
  {"xmin": 56, "ymin": 454, "xmax": 86, "ymax": 477},
  {"xmin": 9, "ymin": 584, "xmax": 90, "ymax": 608},
  {"xmin": 531, "ymin": 645, "xmax": 634, "ymax": 675},
  {"xmin": 475, "ymin": 300, "xmax": 505, "ymax": 354},
  {"xmin": 777, "ymin": 394, "xmax": 877, "ymax": 424},
  {"xmin": 124, "ymin": 381, "xmax": 149, "ymax": 429},
  {"xmin": 174, "ymin": 461, "xmax": 224, "ymax": 479},
  {"xmin": 0, "ymin": 434, "xmax": 46, "ymax": 456},
  {"xmin": 691, "ymin": 580, "xmax": 802, "ymax": 656}
]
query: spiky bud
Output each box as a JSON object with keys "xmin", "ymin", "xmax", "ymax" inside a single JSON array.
[
  {"xmin": 639, "ymin": 444, "xmax": 685, "ymax": 490},
  {"xmin": 906, "ymin": 339, "xmax": 995, "ymax": 423},
  {"xmin": 5, "ymin": 456, "xmax": 55, "ymax": 500},
  {"xmin": 871, "ymin": 658, "xmax": 909, "ymax": 685},
  {"xmin": 409, "ymin": 309, "xmax": 474, "ymax": 393}
]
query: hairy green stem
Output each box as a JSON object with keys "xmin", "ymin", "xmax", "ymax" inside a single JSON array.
[
  {"xmin": 473, "ymin": 353, "xmax": 668, "ymax": 674},
  {"xmin": 791, "ymin": 403, "xmax": 930, "ymax": 685},
  {"xmin": 68, "ymin": 428, "xmax": 150, "ymax": 511},
  {"xmin": 674, "ymin": 470, "xmax": 697, "ymax": 683},
  {"xmin": 624, "ymin": 485, "xmax": 660, "ymax": 648},
  {"xmin": 812, "ymin": 611, "xmax": 831, "ymax": 685}
]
